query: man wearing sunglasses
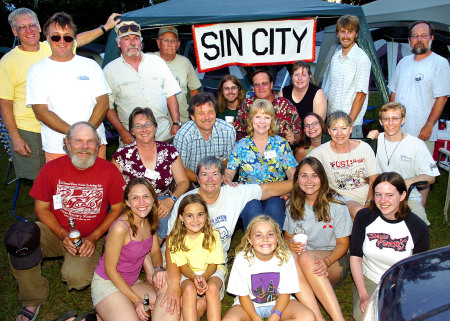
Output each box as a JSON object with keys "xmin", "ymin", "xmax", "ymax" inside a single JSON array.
[
  {"xmin": 104, "ymin": 21, "xmax": 182, "ymax": 145},
  {"xmin": 26, "ymin": 12, "xmax": 112, "ymax": 162},
  {"xmin": 0, "ymin": 8, "xmax": 120, "ymax": 182},
  {"xmin": 154, "ymin": 26, "xmax": 202, "ymax": 125}
]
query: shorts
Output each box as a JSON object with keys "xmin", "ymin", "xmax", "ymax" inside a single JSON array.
[
  {"xmin": 10, "ymin": 129, "xmax": 45, "ymax": 180},
  {"xmin": 180, "ymin": 266, "xmax": 226, "ymax": 300},
  {"xmin": 255, "ymin": 305, "xmax": 275, "ymax": 319},
  {"xmin": 333, "ymin": 252, "xmax": 350, "ymax": 288},
  {"xmin": 91, "ymin": 272, "xmax": 142, "ymax": 306},
  {"xmin": 352, "ymin": 274, "xmax": 378, "ymax": 321}
]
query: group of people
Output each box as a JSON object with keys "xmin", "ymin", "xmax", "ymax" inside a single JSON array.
[{"xmin": 1, "ymin": 5, "xmax": 449, "ymax": 321}]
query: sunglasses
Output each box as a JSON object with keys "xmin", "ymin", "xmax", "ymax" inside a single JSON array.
[
  {"xmin": 118, "ymin": 24, "xmax": 140, "ymax": 34},
  {"xmin": 50, "ymin": 35, "xmax": 74, "ymax": 43}
]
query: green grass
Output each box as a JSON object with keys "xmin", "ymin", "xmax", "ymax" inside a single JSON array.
[{"xmin": 1, "ymin": 139, "xmax": 449, "ymax": 321}]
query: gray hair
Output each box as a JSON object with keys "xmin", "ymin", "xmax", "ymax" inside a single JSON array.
[
  {"xmin": 326, "ymin": 111, "xmax": 353, "ymax": 128},
  {"xmin": 64, "ymin": 121, "xmax": 100, "ymax": 149},
  {"xmin": 8, "ymin": 8, "xmax": 39, "ymax": 29},
  {"xmin": 196, "ymin": 156, "xmax": 225, "ymax": 176}
]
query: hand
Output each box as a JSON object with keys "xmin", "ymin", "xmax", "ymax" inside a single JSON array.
[
  {"xmin": 194, "ymin": 275, "xmax": 208, "ymax": 295},
  {"xmin": 366, "ymin": 130, "xmax": 379, "ymax": 140},
  {"xmin": 134, "ymin": 300, "xmax": 151, "ymax": 320},
  {"xmin": 78, "ymin": 235, "xmax": 97, "ymax": 258},
  {"xmin": 223, "ymin": 174, "xmax": 238, "ymax": 187},
  {"xmin": 120, "ymin": 130, "xmax": 135, "ymax": 145},
  {"xmin": 359, "ymin": 294, "xmax": 370, "ymax": 313},
  {"xmin": 62, "ymin": 234, "xmax": 78, "ymax": 256},
  {"xmin": 419, "ymin": 123, "xmax": 433, "ymax": 141},
  {"xmin": 170, "ymin": 124, "xmax": 180, "ymax": 136},
  {"xmin": 104, "ymin": 13, "xmax": 121, "ymax": 31},
  {"xmin": 158, "ymin": 198, "xmax": 174, "ymax": 219},
  {"xmin": 312, "ymin": 258, "xmax": 329, "ymax": 277},
  {"xmin": 279, "ymin": 192, "xmax": 291, "ymax": 201},
  {"xmin": 11, "ymin": 135, "xmax": 32, "ymax": 157},
  {"xmin": 288, "ymin": 239, "xmax": 306, "ymax": 254},
  {"xmin": 161, "ymin": 283, "xmax": 182, "ymax": 315},
  {"xmin": 284, "ymin": 129, "xmax": 295, "ymax": 145},
  {"xmin": 152, "ymin": 270, "xmax": 167, "ymax": 290}
]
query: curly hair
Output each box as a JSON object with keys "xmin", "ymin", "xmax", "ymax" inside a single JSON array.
[
  {"xmin": 123, "ymin": 178, "xmax": 159, "ymax": 237},
  {"xmin": 289, "ymin": 157, "xmax": 344, "ymax": 222},
  {"xmin": 168, "ymin": 194, "xmax": 217, "ymax": 253},
  {"xmin": 235, "ymin": 215, "xmax": 290, "ymax": 266}
]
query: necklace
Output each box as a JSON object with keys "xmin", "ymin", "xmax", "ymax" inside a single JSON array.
[{"xmin": 384, "ymin": 134, "xmax": 404, "ymax": 166}]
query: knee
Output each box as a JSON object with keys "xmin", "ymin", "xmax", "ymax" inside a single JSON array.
[
  {"xmin": 183, "ymin": 281, "xmax": 197, "ymax": 297},
  {"xmin": 302, "ymin": 308, "xmax": 316, "ymax": 321},
  {"xmin": 205, "ymin": 282, "xmax": 221, "ymax": 299},
  {"xmin": 298, "ymin": 251, "xmax": 315, "ymax": 270},
  {"xmin": 62, "ymin": 269, "xmax": 92, "ymax": 290}
]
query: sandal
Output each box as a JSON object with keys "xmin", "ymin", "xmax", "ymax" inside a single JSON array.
[
  {"xmin": 53, "ymin": 310, "xmax": 78, "ymax": 321},
  {"xmin": 17, "ymin": 305, "xmax": 41, "ymax": 321},
  {"xmin": 73, "ymin": 308, "xmax": 96, "ymax": 321}
]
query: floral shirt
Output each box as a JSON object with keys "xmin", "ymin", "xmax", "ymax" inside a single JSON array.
[
  {"xmin": 227, "ymin": 135, "xmax": 297, "ymax": 184},
  {"xmin": 113, "ymin": 141, "xmax": 179, "ymax": 196},
  {"xmin": 234, "ymin": 93, "xmax": 302, "ymax": 138}
]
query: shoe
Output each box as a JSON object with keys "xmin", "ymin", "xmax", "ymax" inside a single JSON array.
[
  {"xmin": 53, "ymin": 310, "xmax": 78, "ymax": 321},
  {"xmin": 17, "ymin": 305, "xmax": 41, "ymax": 321},
  {"xmin": 73, "ymin": 308, "xmax": 96, "ymax": 321}
]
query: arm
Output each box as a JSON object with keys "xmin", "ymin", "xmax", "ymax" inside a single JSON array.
[
  {"xmin": 283, "ymin": 231, "xmax": 306, "ymax": 254},
  {"xmin": 285, "ymin": 167, "xmax": 296, "ymax": 181},
  {"xmin": 0, "ymin": 99, "xmax": 31, "ymax": 156},
  {"xmin": 267, "ymin": 293, "xmax": 290, "ymax": 321},
  {"xmin": 278, "ymin": 89, "xmax": 284, "ymax": 97},
  {"xmin": 88, "ymin": 94, "xmax": 109, "ymax": 128},
  {"xmin": 259, "ymin": 180, "xmax": 293, "ymax": 200},
  {"xmin": 312, "ymin": 88, "xmax": 327, "ymax": 121},
  {"xmin": 313, "ymin": 236, "xmax": 349, "ymax": 277},
  {"xmin": 185, "ymin": 167, "xmax": 198, "ymax": 183},
  {"xmin": 75, "ymin": 13, "xmax": 121, "ymax": 47},
  {"xmin": 349, "ymin": 92, "xmax": 367, "ymax": 123},
  {"xmin": 32, "ymin": 104, "xmax": 70, "ymax": 135},
  {"xmin": 239, "ymin": 295, "xmax": 263, "ymax": 321},
  {"xmin": 167, "ymin": 95, "xmax": 181, "ymax": 136},
  {"xmin": 389, "ymin": 92, "xmax": 396, "ymax": 102},
  {"xmin": 419, "ymin": 96, "xmax": 448, "ymax": 141},
  {"xmin": 223, "ymin": 168, "xmax": 237, "ymax": 186},
  {"xmin": 189, "ymin": 89, "xmax": 200, "ymax": 98},
  {"xmin": 106, "ymin": 109, "xmax": 134, "ymax": 145},
  {"xmin": 404, "ymin": 174, "xmax": 435, "ymax": 190},
  {"xmin": 366, "ymin": 174, "xmax": 379, "ymax": 204},
  {"xmin": 111, "ymin": 158, "xmax": 121, "ymax": 171},
  {"xmin": 350, "ymin": 255, "xmax": 370, "ymax": 314},
  {"xmin": 161, "ymin": 245, "xmax": 182, "ymax": 315},
  {"xmin": 147, "ymin": 234, "xmax": 167, "ymax": 289}
]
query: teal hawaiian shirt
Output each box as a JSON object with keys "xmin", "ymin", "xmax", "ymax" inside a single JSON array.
[{"xmin": 227, "ymin": 135, "xmax": 297, "ymax": 184}]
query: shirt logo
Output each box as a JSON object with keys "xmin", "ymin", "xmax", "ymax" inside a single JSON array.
[
  {"xmin": 77, "ymin": 76, "xmax": 90, "ymax": 80},
  {"xmin": 414, "ymin": 73, "xmax": 424, "ymax": 82},
  {"xmin": 367, "ymin": 232, "xmax": 408, "ymax": 251}
]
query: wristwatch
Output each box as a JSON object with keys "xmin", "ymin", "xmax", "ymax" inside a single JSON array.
[
  {"xmin": 170, "ymin": 195, "xmax": 177, "ymax": 203},
  {"xmin": 173, "ymin": 122, "xmax": 182, "ymax": 127}
]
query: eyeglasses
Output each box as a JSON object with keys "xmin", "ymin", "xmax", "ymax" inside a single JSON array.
[
  {"xmin": 159, "ymin": 38, "xmax": 178, "ymax": 44},
  {"xmin": 133, "ymin": 122, "xmax": 154, "ymax": 129},
  {"xmin": 50, "ymin": 35, "xmax": 74, "ymax": 43},
  {"xmin": 253, "ymin": 81, "xmax": 270, "ymax": 88},
  {"xmin": 305, "ymin": 121, "xmax": 319, "ymax": 129},
  {"xmin": 410, "ymin": 34, "xmax": 430, "ymax": 40},
  {"xmin": 381, "ymin": 116, "xmax": 403, "ymax": 123},
  {"xmin": 118, "ymin": 24, "xmax": 140, "ymax": 35},
  {"xmin": 223, "ymin": 86, "xmax": 239, "ymax": 92},
  {"xmin": 16, "ymin": 23, "xmax": 39, "ymax": 33}
]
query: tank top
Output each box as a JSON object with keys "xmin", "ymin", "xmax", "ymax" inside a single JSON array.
[
  {"xmin": 283, "ymin": 83, "xmax": 320, "ymax": 121},
  {"xmin": 95, "ymin": 219, "xmax": 154, "ymax": 286}
]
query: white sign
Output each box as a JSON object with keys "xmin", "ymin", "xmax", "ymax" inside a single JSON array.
[{"xmin": 192, "ymin": 19, "xmax": 316, "ymax": 72}]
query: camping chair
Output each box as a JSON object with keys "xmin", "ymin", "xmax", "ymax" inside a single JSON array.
[{"xmin": 437, "ymin": 148, "xmax": 450, "ymax": 222}]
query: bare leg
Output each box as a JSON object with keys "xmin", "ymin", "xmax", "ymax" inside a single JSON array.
[
  {"xmin": 222, "ymin": 305, "xmax": 251, "ymax": 321},
  {"xmin": 204, "ymin": 276, "xmax": 222, "ymax": 321},
  {"xmin": 281, "ymin": 299, "xmax": 315, "ymax": 321},
  {"xmin": 346, "ymin": 200, "xmax": 363, "ymax": 221},
  {"xmin": 180, "ymin": 280, "xmax": 198, "ymax": 321}
]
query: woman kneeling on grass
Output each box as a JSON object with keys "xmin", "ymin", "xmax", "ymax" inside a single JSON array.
[
  {"xmin": 223, "ymin": 215, "xmax": 314, "ymax": 321},
  {"xmin": 283, "ymin": 157, "xmax": 352, "ymax": 321},
  {"xmin": 91, "ymin": 178, "xmax": 178, "ymax": 321}
]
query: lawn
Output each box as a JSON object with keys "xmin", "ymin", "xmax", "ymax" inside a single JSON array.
[{"xmin": 1, "ymin": 138, "xmax": 449, "ymax": 321}]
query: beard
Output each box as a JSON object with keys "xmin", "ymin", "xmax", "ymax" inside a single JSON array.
[
  {"xmin": 67, "ymin": 147, "xmax": 97, "ymax": 169},
  {"xmin": 411, "ymin": 40, "xmax": 432, "ymax": 55},
  {"xmin": 125, "ymin": 45, "xmax": 141, "ymax": 57}
]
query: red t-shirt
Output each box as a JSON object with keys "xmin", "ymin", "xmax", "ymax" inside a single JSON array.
[{"xmin": 30, "ymin": 156, "xmax": 125, "ymax": 236}]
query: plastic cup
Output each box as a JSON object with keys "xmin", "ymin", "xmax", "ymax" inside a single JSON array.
[
  {"xmin": 225, "ymin": 116, "xmax": 235, "ymax": 124},
  {"xmin": 293, "ymin": 233, "xmax": 308, "ymax": 245}
]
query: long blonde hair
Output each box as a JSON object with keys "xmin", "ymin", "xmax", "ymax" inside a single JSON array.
[
  {"xmin": 168, "ymin": 194, "xmax": 216, "ymax": 253},
  {"xmin": 235, "ymin": 215, "xmax": 290, "ymax": 266}
]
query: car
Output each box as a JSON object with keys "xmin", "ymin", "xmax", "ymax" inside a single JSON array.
[{"xmin": 363, "ymin": 245, "xmax": 450, "ymax": 321}]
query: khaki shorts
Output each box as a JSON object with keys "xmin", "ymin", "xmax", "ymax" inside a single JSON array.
[
  {"xmin": 180, "ymin": 266, "xmax": 226, "ymax": 300},
  {"xmin": 91, "ymin": 272, "xmax": 142, "ymax": 306},
  {"xmin": 10, "ymin": 129, "xmax": 45, "ymax": 180}
]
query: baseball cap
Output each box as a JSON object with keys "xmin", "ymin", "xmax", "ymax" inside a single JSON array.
[
  {"xmin": 5, "ymin": 221, "xmax": 41, "ymax": 270},
  {"xmin": 115, "ymin": 21, "xmax": 141, "ymax": 38},
  {"xmin": 158, "ymin": 26, "xmax": 178, "ymax": 38}
]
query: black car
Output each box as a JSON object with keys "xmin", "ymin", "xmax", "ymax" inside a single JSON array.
[{"xmin": 363, "ymin": 245, "xmax": 450, "ymax": 321}]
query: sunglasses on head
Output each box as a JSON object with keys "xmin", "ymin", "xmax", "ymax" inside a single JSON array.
[
  {"xmin": 118, "ymin": 24, "xmax": 140, "ymax": 34},
  {"xmin": 50, "ymin": 35, "xmax": 74, "ymax": 43}
]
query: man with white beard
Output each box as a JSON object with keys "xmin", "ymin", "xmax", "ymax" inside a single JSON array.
[{"xmin": 7, "ymin": 121, "xmax": 125, "ymax": 321}]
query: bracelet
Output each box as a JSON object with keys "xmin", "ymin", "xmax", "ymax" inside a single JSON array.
[
  {"xmin": 153, "ymin": 266, "xmax": 165, "ymax": 274},
  {"xmin": 272, "ymin": 309, "xmax": 282, "ymax": 318},
  {"xmin": 324, "ymin": 257, "xmax": 331, "ymax": 268},
  {"xmin": 100, "ymin": 25, "xmax": 106, "ymax": 34}
]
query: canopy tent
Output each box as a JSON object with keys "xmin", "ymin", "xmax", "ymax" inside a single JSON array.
[
  {"xmin": 103, "ymin": 0, "xmax": 388, "ymax": 103},
  {"xmin": 363, "ymin": 0, "xmax": 450, "ymax": 82}
]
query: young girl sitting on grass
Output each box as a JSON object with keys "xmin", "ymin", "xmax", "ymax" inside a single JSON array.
[
  {"xmin": 167, "ymin": 194, "xmax": 225, "ymax": 321},
  {"xmin": 223, "ymin": 215, "xmax": 314, "ymax": 321}
]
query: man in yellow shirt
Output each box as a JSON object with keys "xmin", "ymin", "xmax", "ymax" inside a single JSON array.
[{"xmin": 0, "ymin": 8, "xmax": 120, "ymax": 180}]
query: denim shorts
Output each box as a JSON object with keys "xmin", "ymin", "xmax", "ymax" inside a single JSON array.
[{"xmin": 255, "ymin": 305, "xmax": 275, "ymax": 319}]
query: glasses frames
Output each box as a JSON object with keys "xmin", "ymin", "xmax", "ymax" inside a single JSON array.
[
  {"xmin": 50, "ymin": 35, "xmax": 74, "ymax": 43},
  {"xmin": 16, "ymin": 23, "xmax": 39, "ymax": 33},
  {"xmin": 118, "ymin": 24, "xmax": 140, "ymax": 35},
  {"xmin": 133, "ymin": 122, "xmax": 154, "ymax": 130}
]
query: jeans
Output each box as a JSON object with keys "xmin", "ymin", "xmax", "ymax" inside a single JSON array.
[
  {"xmin": 351, "ymin": 125, "xmax": 363, "ymax": 138},
  {"xmin": 157, "ymin": 195, "xmax": 171, "ymax": 239},
  {"xmin": 240, "ymin": 196, "xmax": 286, "ymax": 231}
]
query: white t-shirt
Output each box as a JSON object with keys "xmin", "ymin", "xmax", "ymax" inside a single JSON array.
[
  {"xmin": 167, "ymin": 184, "xmax": 262, "ymax": 259},
  {"xmin": 376, "ymin": 133, "xmax": 440, "ymax": 199},
  {"xmin": 323, "ymin": 44, "xmax": 371, "ymax": 126},
  {"xmin": 309, "ymin": 141, "xmax": 379, "ymax": 205},
  {"xmin": 227, "ymin": 252, "xmax": 299, "ymax": 307},
  {"xmin": 389, "ymin": 52, "xmax": 450, "ymax": 141},
  {"xmin": 26, "ymin": 55, "xmax": 110, "ymax": 153},
  {"xmin": 283, "ymin": 197, "xmax": 352, "ymax": 251}
]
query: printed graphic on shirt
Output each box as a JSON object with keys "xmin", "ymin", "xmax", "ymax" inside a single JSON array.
[
  {"xmin": 56, "ymin": 180, "xmax": 103, "ymax": 220},
  {"xmin": 322, "ymin": 217, "xmax": 334, "ymax": 229},
  {"xmin": 211, "ymin": 215, "xmax": 230, "ymax": 242},
  {"xmin": 367, "ymin": 232, "xmax": 409, "ymax": 251},
  {"xmin": 329, "ymin": 158, "xmax": 368, "ymax": 190},
  {"xmin": 251, "ymin": 272, "xmax": 280, "ymax": 304}
]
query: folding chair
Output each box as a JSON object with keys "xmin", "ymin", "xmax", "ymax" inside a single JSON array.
[{"xmin": 437, "ymin": 148, "xmax": 450, "ymax": 222}]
